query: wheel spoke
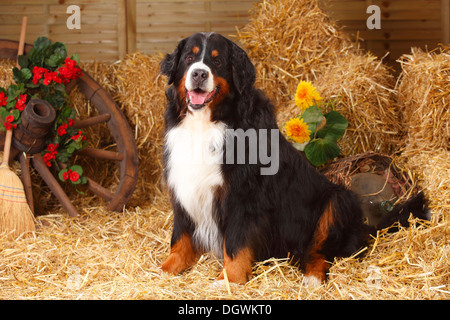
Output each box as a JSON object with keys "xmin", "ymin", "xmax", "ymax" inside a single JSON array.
[
  {"xmin": 58, "ymin": 162, "xmax": 114, "ymax": 201},
  {"xmin": 78, "ymin": 148, "xmax": 124, "ymax": 161},
  {"xmin": 72, "ymin": 113, "xmax": 111, "ymax": 129},
  {"xmin": 31, "ymin": 154, "xmax": 79, "ymax": 217},
  {"xmin": 85, "ymin": 177, "xmax": 114, "ymax": 201},
  {"xmin": 19, "ymin": 152, "xmax": 34, "ymax": 214}
]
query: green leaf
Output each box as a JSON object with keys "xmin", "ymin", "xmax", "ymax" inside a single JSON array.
[
  {"xmin": 69, "ymin": 165, "xmax": 83, "ymax": 175},
  {"xmin": 67, "ymin": 144, "xmax": 75, "ymax": 153},
  {"xmin": 11, "ymin": 109, "xmax": 20, "ymax": 120},
  {"xmin": 53, "ymin": 83, "xmax": 66, "ymax": 94},
  {"xmin": 13, "ymin": 67, "xmax": 24, "ymax": 83},
  {"xmin": 0, "ymin": 107, "xmax": 9, "ymax": 121},
  {"xmin": 71, "ymin": 53, "xmax": 80, "ymax": 65},
  {"xmin": 21, "ymin": 67, "xmax": 32, "ymax": 80},
  {"xmin": 71, "ymin": 178, "xmax": 82, "ymax": 185},
  {"xmin": 5, "ymin": 100, "xmax": 15, "ymax": 110},
  {"xmin": 304, "ymin": 136, "xmax": 341, "ymax": 167},
  {"xmin": 18, "ymin": 55, "xmax": 28, "ymax": 68},
  {"xmin": 56, "ymin": 149, "xmax": 69, "ymax": 163},
  {"xmin": 45, "ymin": 52, "xmax": 65, "ymax": 67},
  {"xmin": 58, "ymin": 168, "xmax": 68, "ymax": 182},
  {"xmin": 6, "ymin": 84, "xmax": 17, "ymax": 97},
  {"xmin": 53, "ymin": 42, "xmax": 67, "ymax": 57},
  {"xmin": 317, "ymin": 110, "xmax": 348, "ymax": 141},
  {"xmin": 26, "ymin": 82, "xmax": 40, "ymax": 89},
  {"xmin": 301, "ymin": 105, "xmax": 323, "ymax": 138},
  {"xmin": 26, "ymin": 47, "xmax": 36, "ymax": 61},
  {"xmin": 34, "ymin": 37, "xmax": 52, "ymax": 51}
]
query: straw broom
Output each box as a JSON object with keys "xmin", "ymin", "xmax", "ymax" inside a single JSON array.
[{"xmin": 0, "ymin": 16, "xmax": 35, "ymax": 239}]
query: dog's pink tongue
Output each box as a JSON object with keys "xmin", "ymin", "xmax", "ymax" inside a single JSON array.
[{"xmin": 188, "ymin": 91, "xmax": 209, "ymax": 105}]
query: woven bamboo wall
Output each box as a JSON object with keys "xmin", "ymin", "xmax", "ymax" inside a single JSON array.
[{"xmin": 320, "ymin": 0, "xmax": 449, "ymax": 66}]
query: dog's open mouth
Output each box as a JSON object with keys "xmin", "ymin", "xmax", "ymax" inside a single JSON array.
[{"xmin": 187, "ymin": 87, "xmax": 219, "ymax": 109}]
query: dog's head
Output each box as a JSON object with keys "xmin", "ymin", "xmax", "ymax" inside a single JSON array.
[{"xmin": 161, "ymin": 32, "xmax": 256, "ymax": 113}]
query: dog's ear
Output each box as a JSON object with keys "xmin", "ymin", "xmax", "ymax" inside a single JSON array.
[
  {"xmin": 230, "ymin": 41, "xmax": 256, "ymax": 95},
  {"xmin": 160, "ymin": 39, "xmax": 186, "ymax": 85}
]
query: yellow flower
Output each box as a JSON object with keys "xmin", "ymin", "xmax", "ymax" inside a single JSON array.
[
  {"xmin": 284, "ymin": 117, "xmax": 311, "ymax": 144},
  {"xmin": 294, "ymin": 81, "xmax": 322, "ymax": 111}
]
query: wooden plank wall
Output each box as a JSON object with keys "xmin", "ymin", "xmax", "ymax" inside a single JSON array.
[
  {"xmin": 0, "ymin": 0, "xmax": 254, "ymax": 61},
  {"xmin": 136, "ymin": 0, "xmax": 254, "ymax": 54},
  {"xmin": 0, "ymin": 0, "xmax": 448, "ymax": 62},
  {"xmin": 0, "ymin": 0, "xmax": 123, "ymax": 61},
  {"xmin": 320, "ymin": 0, "xmax": 447, "ymax": 66}
]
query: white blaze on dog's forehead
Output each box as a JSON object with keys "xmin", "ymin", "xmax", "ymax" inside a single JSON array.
[
  {"xmin": 185, "ymin": 34, "xmax": 214, "ymax": 91},
  {"xmin": 201, "ymin": 36, "xmax": 207, "ymax": 61}
]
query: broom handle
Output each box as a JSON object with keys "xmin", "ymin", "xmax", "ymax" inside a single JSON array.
[
  {"xmin": 1, "ymin": 130, "xmax": 12, "ymax": 166},
  {"xmin": 17, "ymin": 16, "xmax": 27, "ymax": 68},
  {"xmin": 1, "ymin": 16, "xmax": 27, "ymax": 165}
]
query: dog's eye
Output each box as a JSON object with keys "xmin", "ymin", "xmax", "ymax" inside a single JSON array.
[
  {"xmin": 186, "ymin": 55, "xmax": 194, "ymax": 63},
  {"xmin": 212, "ymin": 59, "xmax": 221, "ymax": 67}
]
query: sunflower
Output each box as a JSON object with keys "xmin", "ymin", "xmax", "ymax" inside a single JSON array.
[
  {"xmin": 284, "ymin": 117, "xmax": 311, "ymax": 144},
  {"xmin": 294, "ymin": 81, "xmax": 322, "ymax": 111}
]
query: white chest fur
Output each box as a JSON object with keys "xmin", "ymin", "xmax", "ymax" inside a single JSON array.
[{"xmin": 165, "ymin": 109, "xmax": 226, "ymax": 257}]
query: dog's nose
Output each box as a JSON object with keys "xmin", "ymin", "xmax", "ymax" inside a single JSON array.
[{"xmin": 191, "ymin": 69, "xmax": 208, "ymax": 85}]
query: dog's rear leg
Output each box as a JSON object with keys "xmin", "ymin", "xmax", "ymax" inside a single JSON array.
[{"xmin": 304, "ymin": 201, "xmax": 335, "ymax": 286}]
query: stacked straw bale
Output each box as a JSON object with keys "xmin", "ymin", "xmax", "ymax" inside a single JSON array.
[
  {"xmin": 396, "ymin": 47, "xmax": 450, "ymax": 223},
  {"xmin": 236, "ymin": 0, "xmax": 400, "ymax": 155},
  {"xmin": 396, "ymin": 47, "xmax": 450, "ymax": 155},
  {"xmin": 112, "ymin": 52, "xmax": 167, "ymax": 206}
]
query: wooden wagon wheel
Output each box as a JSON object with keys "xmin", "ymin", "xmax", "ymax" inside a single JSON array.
[{"xmin": 0, "ymin": 39, "xmax": 139, "ymax": 217}]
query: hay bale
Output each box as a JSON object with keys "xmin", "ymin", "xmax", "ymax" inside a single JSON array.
[
  {"xmin": 315, "ymin": 52, "xmax": 399, "ymax": 155},
  {"xmin": 396, "ymin": 47, "xmax": 450, "ymax": 222},
  {"xmin": 113, "ymin": 52, "xmax": 167, "ymax": 205},
  {"xmin": 236, "ymin": 0, "xmax": 354, "ymax": 105},
  {"xmin": 396, "ymin": 47, "xmax": 450, "ymax": 155},
  {"xmin": 237, "ymin": 0, "xmax": 400, "ymax": 155},
  {"xmin": 0, "ymin": 59, "xmax": 14, "ymax": 88},
  {"xmin": 70, "ymin": 53, "xmax": 168, "ymax": 208}
]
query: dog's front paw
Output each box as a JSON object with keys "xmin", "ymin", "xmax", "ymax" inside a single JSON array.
[{"xmin": 160, "ymin": 254, "xmax": 184, "ymax": 275}]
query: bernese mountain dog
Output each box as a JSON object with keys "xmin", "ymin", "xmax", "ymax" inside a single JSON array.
[{"xmin": 159, "ymin": 32, "xmax": 425, "ymax": 286}]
